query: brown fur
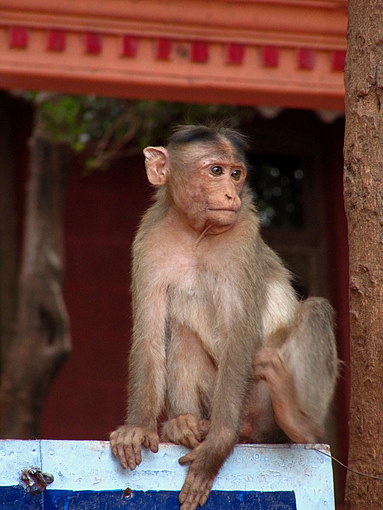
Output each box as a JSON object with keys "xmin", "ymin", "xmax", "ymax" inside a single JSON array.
[{"xmin": 110, "ymin": 125, "xmax": 338, "ymax": 510}]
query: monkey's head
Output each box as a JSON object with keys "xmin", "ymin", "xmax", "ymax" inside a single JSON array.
[{"xmin": 143, "ymin": 125, "xmax": 249, "ymax": 235}]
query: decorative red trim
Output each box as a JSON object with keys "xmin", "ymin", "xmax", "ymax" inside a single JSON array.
[
  {"xmin": 226, "ymin": 43, "xmax": 245, "ymax": 65},
  {"xmin": 156, "ymin": 38, "xmax": 172, "ymax": 60},
  {"xmin": 332, "ymin": 50, "xmax": 346, "ymax": 71},
  {"xmin": 121, "ymin": 35, "xmax": 138, "ymax": 57},
  {"xmin": 0, "ymin": 0, "xmax": 347, "ymax": 110},
  {"xmin": 191, "ymin": 41, "xmax": 209, "ymax": 63},
  {"xmin": 262, "ymin": 46, "xmax": 279, "ymax": 67},
  {"xmin": 0, "ymin": 0, "xmax": 347, "ymax": 46},
  {"xmin": 9, "ymin": 26, "xmax": 28, "ymax": 49},
  {"xmin": 47, "ymin": 29, "xmax": 66, "ymax": 52},
  {"xmin": 85, "ymin": 32, "xmax": 102, "ymax": 54},
  {"xmin": 298, "ymin": 48, "xmax": 315, "ymax": 70}
]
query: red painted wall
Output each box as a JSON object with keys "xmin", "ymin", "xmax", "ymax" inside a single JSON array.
[
  {"xmin": 41, "ymin": 155, "xmax": 151, "ymax": 439},
  {"xmin": 321, "ymin": 120, "xmax": 350, "ymax": 502}
]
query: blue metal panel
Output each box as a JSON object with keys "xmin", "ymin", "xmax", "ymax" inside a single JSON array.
[
  {"xmin": 0, "ymin": 486, "xmax": 42, "ymax": 509},
  {"xmin": 0, "ymin": 488, "xmax": 296, "ymax": 510},
  {"xmin": 43, "ymin": 490, "xmax": 297, "ymax": 509}
]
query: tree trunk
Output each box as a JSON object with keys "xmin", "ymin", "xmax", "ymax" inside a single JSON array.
[
  {"xmin": 0, "ymin": 135, "xmax": 71, "ymax": 438},
  {"xmin": 344, "ymin": 1, "xmax": 383, "ymax": 508}
]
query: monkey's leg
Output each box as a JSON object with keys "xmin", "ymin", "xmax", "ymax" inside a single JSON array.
[
  {"xmin": 161, "ymin": 323, "xmax": 215, "ymax": 449},
  {"xmin": 240, "ymin": 378, "xmax": 288, "ymax": 443},
  {"xmin": 253, "ymin": 297, "xmax": 338, "ymax": 443}
]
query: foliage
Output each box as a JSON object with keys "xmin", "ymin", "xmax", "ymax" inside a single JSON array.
[
  {"xmin": 24, "ymin": 93, "xmax": 308, "ymax": 232},
  {"xmin": 25, "ymin": 92, "xmax": 256, "ymax": 171}
]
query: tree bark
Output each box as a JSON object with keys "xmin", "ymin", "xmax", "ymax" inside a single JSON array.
[
  {"xmin": 344, "ymin": 1, "xmax": 383, "ymax": 508},
  {"xmin": 0, "ymin": 135, "xmax": 71, "ymax": 438}
]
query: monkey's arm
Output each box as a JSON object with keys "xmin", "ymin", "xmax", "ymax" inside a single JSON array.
[
  {"xmin": 110, "ymin": 279, "xmax": 168, "ymax": 470},
  {"xmin": 254, "ymin": 298, "xmax": 338, "ymax": 444}
]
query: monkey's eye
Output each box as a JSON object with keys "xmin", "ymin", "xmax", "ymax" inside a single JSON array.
[
  {"xmin": 231, "ymin": 169, "xmax": 242, "ymax": 181},
  {"xmin": 211, "ymin": 165, "xmax": 223, "ymax": 176}
]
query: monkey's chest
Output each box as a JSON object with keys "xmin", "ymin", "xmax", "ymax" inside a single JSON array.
[
  {"xmin": 166, "ymin": 267, "xmax": 241, "ymax": 356},
  {"xmin": 167, "ymin": 269, "xmax": 215, "ymax": 321}
]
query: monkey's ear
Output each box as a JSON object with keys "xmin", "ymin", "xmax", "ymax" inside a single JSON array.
[{"xmin": 143, "ymin": 146, "xmax": 169, "ymax": 186}]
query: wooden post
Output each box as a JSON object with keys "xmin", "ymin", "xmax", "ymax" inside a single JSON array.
[{"xmin": 344, "ymin": 0, "xmax": 383, "ymax": 507}]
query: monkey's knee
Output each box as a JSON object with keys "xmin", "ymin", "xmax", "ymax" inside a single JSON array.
[{"xmin": 299, "ymin": 297, "xmax": 335, "ymax": 327}]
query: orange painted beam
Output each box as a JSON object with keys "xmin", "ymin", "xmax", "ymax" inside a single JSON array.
[{"xmin": 0, "ymin": 0, "xmax": 347, "ymax": 110}]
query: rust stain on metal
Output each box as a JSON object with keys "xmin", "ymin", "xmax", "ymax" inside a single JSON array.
[
  {"xmin": 21, "ymin": 467, "xmax": 54, "ymax": 495},
  {"xmin": 123, "ymin": 487, "xmax": 133, "ymax": 499}
]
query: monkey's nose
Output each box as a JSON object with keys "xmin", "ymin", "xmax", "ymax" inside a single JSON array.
[{"xmin": 225, "ymin": 193, "xmax": 233, "ymax": 200}]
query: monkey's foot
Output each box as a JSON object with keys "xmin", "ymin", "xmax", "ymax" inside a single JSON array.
[
  {"xmin": 178, "ymin": 468, "xmax": 214, "ymax": 510},
  {"xmin": 178, "ymin": 448, "xmax": 215, "ymax": 510},
  {"xmin": 161, "ymin": 414, "xmax": 210, "ymax": 449},
  {"xmin": 253, "ymin": 348, "xmax": 321, "ymax": 443}
]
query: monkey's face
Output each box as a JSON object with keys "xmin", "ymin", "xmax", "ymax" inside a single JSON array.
[{"xmin": 169, "ymin": 141, "xmax": 247, "ymax": 235}]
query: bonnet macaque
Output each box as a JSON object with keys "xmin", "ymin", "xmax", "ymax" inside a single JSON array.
[{"xmin": 110, "ymin": 125, "xmax": 338, "ymax": 510}]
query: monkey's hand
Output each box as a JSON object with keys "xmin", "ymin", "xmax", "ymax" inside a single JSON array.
[
  {"xmin": 161, "ymin": 414, "xmax": 210, "ymax": 449},
  {"xmin": 109, "ymin": 424, "xmax": 159, "ymax": 470},
  {"xmin": 253, "ymin": 348, "xmax": 322, "ymax": 443},
  {"xmin": 178, "ymin": 440, "xmax": 227, "ymax": 510}
]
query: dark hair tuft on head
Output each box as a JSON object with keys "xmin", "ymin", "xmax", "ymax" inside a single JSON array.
[{"xmin": 167, "ymin": 124, "xmax": 249, "ymax": 159}]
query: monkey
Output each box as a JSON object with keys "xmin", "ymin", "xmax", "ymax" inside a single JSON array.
[{"xmin": 110, "ymin": 124, "xmax": 338, "ymax": 510}]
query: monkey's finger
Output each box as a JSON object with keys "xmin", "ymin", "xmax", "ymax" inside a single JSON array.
[
  {"xmin": 130, "ymin": 429, "xmax": 144, "ymax": 466},
  {"xmin": 180, "ymin": 496, "xmax": 199, "ymax": 510},
  {"xmin": 254, "ymin": 348, "xmax": 285, "ymax": 374},
  {"xmin": 181, "ymin": 432, "xmax": 200, "ymax": 449},
  {"xmin": 144, "ymin": 434, "xmax": 159, "ymax": 453},
  {"xmin": 179, "ymin": 470, "xmax": 197, "ymax": 505},
  {"xmin": 198, "ymin": 479, "xmax": 214, "ymax": 507},
  {"xmin": 185, "ymin": 417, "xmax": 202, "ymax": 443},
  {"xmin": 125, "ymin": 443, "xmax": 139, "ymax": 470},
  {"xmin": 180, "ymin": 473, "xmax": 208, "ymax": 510},
  {"xmin": 178, "ymin": 450, "xmax": 197, "ymax": 465},
  {"xmin": 116, "ymin": 441, "xmax": 130, "ymax": 470},
  {"xmin": 131, "ymin": 442, "xmax": 142, "ymax": 468},
  {"xmin": 178, "ymin": 478, "xmax": 191, "ymax": 504},
  {"xmin": 253, "ymin": 367, "xmax": 267, "ymax": 380},
  {"xmin": 198, "ymin": 419, "xmax": 210, "ymax": 439},
  {"xmin": 180, "ymin": 497, "xmax": 199, "ymax": 510},
  {"xmin": 109, "ymin": 432, "xmax": 119, "ymax": 458},
  {"xmin": 253, "ymin": 357, "xmax": 275, "ymax": 379}
]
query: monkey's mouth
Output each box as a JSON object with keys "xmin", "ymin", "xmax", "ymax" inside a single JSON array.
[{"xmin": 207, "ymin": 208, "xmax": 238, "ymax": 212}]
